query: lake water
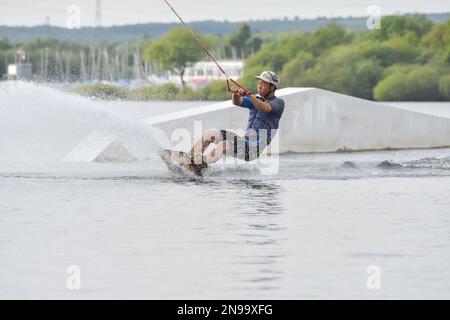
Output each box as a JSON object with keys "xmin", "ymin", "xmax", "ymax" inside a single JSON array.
[{"xmin": 1, "ymin": 82, "xmax": 449, "ymax": 299}]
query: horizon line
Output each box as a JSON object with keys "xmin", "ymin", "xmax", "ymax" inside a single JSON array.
[{"xmin": 1, "ymin": 11, "xmax": 449, "ymax": 29}]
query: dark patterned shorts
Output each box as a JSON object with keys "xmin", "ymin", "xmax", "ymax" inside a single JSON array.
[{"xmin": 213, "ymin": 129, "xmax": 270, "ymax": 162}]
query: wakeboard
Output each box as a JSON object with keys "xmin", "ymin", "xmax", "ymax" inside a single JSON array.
[{"xmin": 159, "ymin": 149, "xmax": 206, "ymax": 177}]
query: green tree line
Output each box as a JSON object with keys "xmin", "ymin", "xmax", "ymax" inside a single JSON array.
[
  {"xmin": 78, "ymin": 16, "xmax": 450, "ymax": 101},
  {"xmin": 2, "ymin": 15, "xmax": 450, "ymax": 101},
  {"xmin": 240, "ymin": 15, "xmax": 450, "ymax": 101}
]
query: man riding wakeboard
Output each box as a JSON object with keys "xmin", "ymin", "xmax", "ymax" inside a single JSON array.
[{"xmin": 182, "ymin": 70, "xmax": 285, "ymax": 175}]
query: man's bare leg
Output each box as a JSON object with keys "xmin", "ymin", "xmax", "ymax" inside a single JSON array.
[
  {"xmin": 204, "ymin": 141, "xmax": 229, "ymax": 165},
  {"xmin": 189, "ymin": 129, "xmax": 222, "ymax": 164}
]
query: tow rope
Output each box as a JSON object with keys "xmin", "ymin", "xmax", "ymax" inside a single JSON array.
[{"xmin": 162, "ymin": 0, "xmax": 250, "ymax": 93}]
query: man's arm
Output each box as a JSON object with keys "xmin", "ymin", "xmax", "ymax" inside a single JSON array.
[
  {"xmin": 247, "ymin": 94, "xmax": 272, "ymax": 113},
  {"xmin": 232, "ymin": 92, "xmax": 243, "ymax": 106},
  {"xmin": 232, "ymin": 88, "xmax": 273, "ymax": 112}
]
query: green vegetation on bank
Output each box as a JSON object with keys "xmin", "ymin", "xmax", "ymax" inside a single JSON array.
[{"xmin": 74, "ymin": 81, "xmax": 230, "ymax": 101}]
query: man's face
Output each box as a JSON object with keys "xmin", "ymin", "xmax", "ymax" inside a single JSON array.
[{"xmin": 257, "ymin": 80, "xmax": 273, "ymax": 96}]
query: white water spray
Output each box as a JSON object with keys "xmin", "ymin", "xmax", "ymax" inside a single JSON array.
[{"xmin": 0, "ymin": 82, "xmax": 170, "ymax": 164}]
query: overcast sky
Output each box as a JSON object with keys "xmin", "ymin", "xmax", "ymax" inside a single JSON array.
[{"xmin": 0, "ymin": 0, "xmax": 449, "ymax": 27}]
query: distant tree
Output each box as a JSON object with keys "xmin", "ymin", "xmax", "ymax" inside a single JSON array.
[
  {"xmin": 358, "ymin": 34, "xmax": 422, "ymax": 67},
  {"xmin": 249, "ymin": 37, "xmax": 263, "ymax": 55},
  {"xmin": 370, "ymin": 15, "xmax": 433, "ymax": 41},
  {"xmin": 243, "ymin": 33, "xmax": 306, "ymax": 77},
  {"xmin": 222, "ymin": 44, "xmax": 233, "ymax": 59},
  {"xmin": 422, "ymin": 20, "xmax": 450, "ymax": 50},
  {"xmin": 280, "ymin": 51, "xmax": 315, "ymax": 87},
  {"xmin": 0, "ymin": 37, "xmax": 12, "ymax": 51},
  {"xmin": 294, "ymin": 46, "xmax": 383, "ymax": 99},
  {"xmin": 444, "ymin": 45, "xmax": 450, "ymax": 64},
  {"xmin": 143, "ymin": 28, "xmax": 210, "ymax": 87},
  {"xmin": 307, "ymin": 23, "xmax": 351, "ymax": 55},
  {"xmin": 228, "ymin": 24, "xmax": 252, "ymax": 59},
  {"xmin": 373, "ymin": 64, "xmax": 442, "ymax": 101},
  {"xmin": 439, "ymin": 74, "xmax": 450, "ymax": 99}
]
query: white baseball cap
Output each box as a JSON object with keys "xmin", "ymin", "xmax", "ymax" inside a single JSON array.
[{"xmin": 255, "ymin": 71, "xmax": 280, "ymax": 88}]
